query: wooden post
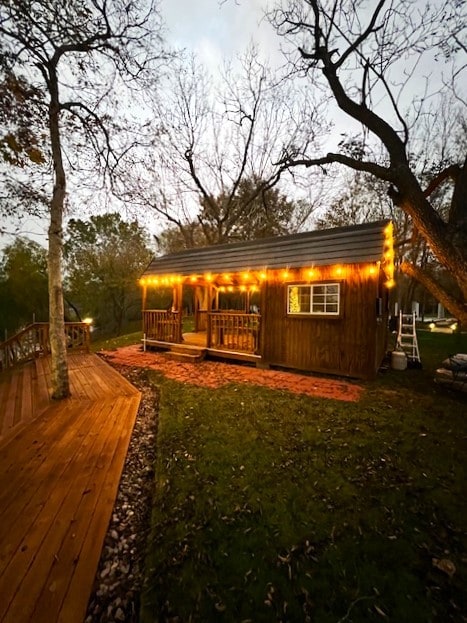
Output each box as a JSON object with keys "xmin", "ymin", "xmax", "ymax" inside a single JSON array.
[
  {"xmin": 173, "ymin": 283, "xmax": 183, "ymax": 312},
  {"xmin": 142, "ymin": 284, "xmax": 147, "ymax": 337},
  {"xmin": 85, "ymin": 324, "xmax": 90, "ymax": 352},
  {"xmin": 209, "ymin": 285, "xmax": 215, "ymax": 311},
  {"xmin": 207, "ymin": 311, "xmax": 212, "ymax": 348},
  {"xmin": 173, "ymin": 282, "xmax": 183, "ymax": 341},
  {"xmin": 206, "ymin": 284, "xmax": 214, "ymax": 347}
]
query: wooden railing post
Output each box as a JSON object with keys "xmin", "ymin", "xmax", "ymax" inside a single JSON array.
[
  {"xmin": 43, "ymin": 324, "xmax": 50, "ymax": 355},
  {"xmin": 207, "ymin": 313, "xmax": 212, "ymax": 348},
  {"xmin": 205, "ymin": 312, "xmax": 260, "ymax": 354},
  {"xmin": 0, "ymin": 322, "xmax": 91, "ymax": 371},
  {"xmin": 142, "ymin": 310, "xmax": 183, "ymax": 344}
]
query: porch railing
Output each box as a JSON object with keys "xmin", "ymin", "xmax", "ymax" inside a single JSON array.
[
  {"xmin": 0, "ymin": 322, "xmax": 90, "ymax": 371},
  {"xmin": 208, "ymin": 312, "xmax": 261, "ymax": 354},
  {"xmin": 143, "ymin": 310, "xmax": 182, "ymax": 344}
]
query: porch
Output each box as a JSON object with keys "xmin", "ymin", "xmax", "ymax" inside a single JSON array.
[{"xmin": 142, "ymin": 310, "xmax": 262, "ymax": 364}]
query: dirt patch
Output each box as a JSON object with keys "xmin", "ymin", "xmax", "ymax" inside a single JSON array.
[{"xmin": 100, "ymin": 344, "xmax": 364, "ymax": 402}]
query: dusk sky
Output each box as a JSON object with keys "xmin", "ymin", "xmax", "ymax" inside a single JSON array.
[
  {"xmin": 161, "ymin": 0, "xmax": 279, "ymax": 68},
  {"xmin": 3, "ymin": 0, "xmax": 462, "ymax": 248}
]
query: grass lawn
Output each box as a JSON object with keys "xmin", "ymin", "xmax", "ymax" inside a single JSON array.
[
  {"xmin": 120, "ymin": 329, "xmax": 467, "ymax": 622},
  {"xmin": 91, "ymin": 330, "xmax": 143, "ymax": 352},
  {"xmin": 90, "ymin": 317, "xmax": 196, "ymax": 352}
]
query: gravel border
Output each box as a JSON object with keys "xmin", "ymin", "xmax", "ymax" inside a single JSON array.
[{"xmin": 85, "ymin": 364, "xmax": 159, "ymax": 623}]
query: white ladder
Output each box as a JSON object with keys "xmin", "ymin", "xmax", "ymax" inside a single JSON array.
[{"xmin": 397, "ymin": 312, "xmax": 421, "ymax": 364}]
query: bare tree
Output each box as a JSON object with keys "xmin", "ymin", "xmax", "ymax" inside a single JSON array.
[
  {"xmin": 122, "ymin": 48, "xmax": 328, "ymax": 245},
  {"xmin": 155, "ymin": 175, "xmax": 313, "ymax": 253},
  {"xmin": 0, "ymin": 0, "xmax": 164, "ymax": 397},
  {"xmin": 269, "ymin": 0, "xmax": 467, "ymax": 325}
]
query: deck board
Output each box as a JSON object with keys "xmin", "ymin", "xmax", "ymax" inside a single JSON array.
[
  {"xmin": 19, "ymin": 364, "xmax": 33, "ymax": 425},
  {"xmin": 2, "ymin": 370, "xmax": 20, "ymax": 437},
  {"xmin": 0, "ymin": 353, "xmax": 141, "ymax": 623}
]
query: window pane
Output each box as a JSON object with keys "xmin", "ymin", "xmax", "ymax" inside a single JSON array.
[
  {"xmin": 288, "ymin": 282, "xmax": 340, "ymax": 316},
  {"xmin": 311, "ymin": 283, "xmax": 340, "ymax": 315},
  {"xmin": 288, "ymin": 286, "xmax": 311, "ymax": 313},
  {"xmin": 299, "ymin": 290, "xmax": 311, "ymax": 312}
]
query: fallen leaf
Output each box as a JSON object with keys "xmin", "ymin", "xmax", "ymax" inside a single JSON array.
[
  {"xmin": 374, "ymin": 604, "xmax": 387, "ymax": 617},
  {"xmin": 432, "ymin": 558, "xmax": 456, "ymax": 577}
]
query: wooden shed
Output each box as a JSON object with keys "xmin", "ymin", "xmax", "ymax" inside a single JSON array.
[{"xmin": 139, "ymin": 220, "xmax": 395, "ymax": 379}]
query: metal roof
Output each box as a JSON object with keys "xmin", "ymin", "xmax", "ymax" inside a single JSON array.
[{"xmin": 142, "ymin": 220, "xmax": 391, "ymax": 277}]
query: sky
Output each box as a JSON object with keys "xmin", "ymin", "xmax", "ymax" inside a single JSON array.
[
  {"xmin": 2, "ymin": 0, "xmax": 464, "ymax": 250},
  {"xmin": 0, "ymin": 0, "xmax": 278, "ymax": 250},
  {"xmin": 161, "ymin": 0, "xmax": 278, "ymax": 69}
]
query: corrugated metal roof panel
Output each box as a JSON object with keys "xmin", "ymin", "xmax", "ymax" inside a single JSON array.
[{"xmin": 142, "ymin": 220, "xmax": 390, "ymax": 276}]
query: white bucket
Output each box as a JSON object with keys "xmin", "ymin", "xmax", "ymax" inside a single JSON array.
[{"xmin": 391, "ymin": 350, "xmax": 407, "ymax": 370}]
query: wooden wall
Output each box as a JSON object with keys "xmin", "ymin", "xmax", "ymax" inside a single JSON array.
[{"xmin": 260, "ymin": 264, "xmax": 388, "ymax": 379}]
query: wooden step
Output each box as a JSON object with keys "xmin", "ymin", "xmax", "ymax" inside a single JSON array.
[
  {"xmin": 164, "ymin": 350, "xmax": 205, "ymax": 363},
  {"xmin": 169, "ymin": 343, "xmax": 206, "ymax": 355}
]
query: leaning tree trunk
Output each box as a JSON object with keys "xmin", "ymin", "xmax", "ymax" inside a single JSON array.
[
  {"xmin": 401, "ymin": 261, "xmax": 467, "ymax": 327},
  {"xmin": 47, "ymin": 78, "xmax": 70, "ymax": 399},
  {"xmin": 317, "ymin": 52, "xmax": 467, "ymax": 325}
]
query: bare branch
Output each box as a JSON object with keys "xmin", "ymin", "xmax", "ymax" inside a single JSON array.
[
  {"xmin": 269, "ymin": 0, "xmax": 467, "ymax": 319},
  {"xmin": 423, "ymin": 164, "xmax": 461, "ymax": 198},
  {"xmin": 333, "ymin": 0, "xmax": 386, "ymax": 70},
  {"xmin": 280, "ymin": 151, "xmax": 394, "ymax": 182}
]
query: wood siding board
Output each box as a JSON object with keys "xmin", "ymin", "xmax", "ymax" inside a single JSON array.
[{"xmin": 261, "ymin": 265, "xmax": 382, "ymax": 379}]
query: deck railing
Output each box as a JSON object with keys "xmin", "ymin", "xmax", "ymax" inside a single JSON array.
[
  {"xmin": 0, "ymin": 322, "xmax": 91, "ymax": 371},
  {"xmin": 65, "ymin": 322, "xmax": 91, "ymax": 351},
  {"xmin": 208, "ymin": 312, "xmax": 261, "ymax": 354},
  {"xmin": 143, "ymin": 310, "xmax": 182, "ymax": 344}
]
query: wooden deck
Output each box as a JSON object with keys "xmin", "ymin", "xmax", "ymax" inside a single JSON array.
[
  {"xmin": 144, "ymin": 331, "xmax": 261, "ymax": 365},
  {"xmin": 0, "ymin": 353, "xmax": 141, "ymax": 623}
]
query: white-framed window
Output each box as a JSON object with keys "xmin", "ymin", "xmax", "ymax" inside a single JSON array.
[{"xmin": 287, "ymin": 282, "xmax": 341, "ymax": 316}]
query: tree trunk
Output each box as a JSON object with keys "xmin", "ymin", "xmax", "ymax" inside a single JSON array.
[
  {"xmin": 401, "ymin": 261, "xmax": 467, "ymax": 328},
  {"xmin": 48, "ymin": 73, "xmax": 70, "ymax": 399},
  {"xmin": 394, "ymin": 171, "xmax": 467, "ymax": 306},
  {"xmin": 318, "ymin": 51, "xmax": 467, "ymax": 320}
]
